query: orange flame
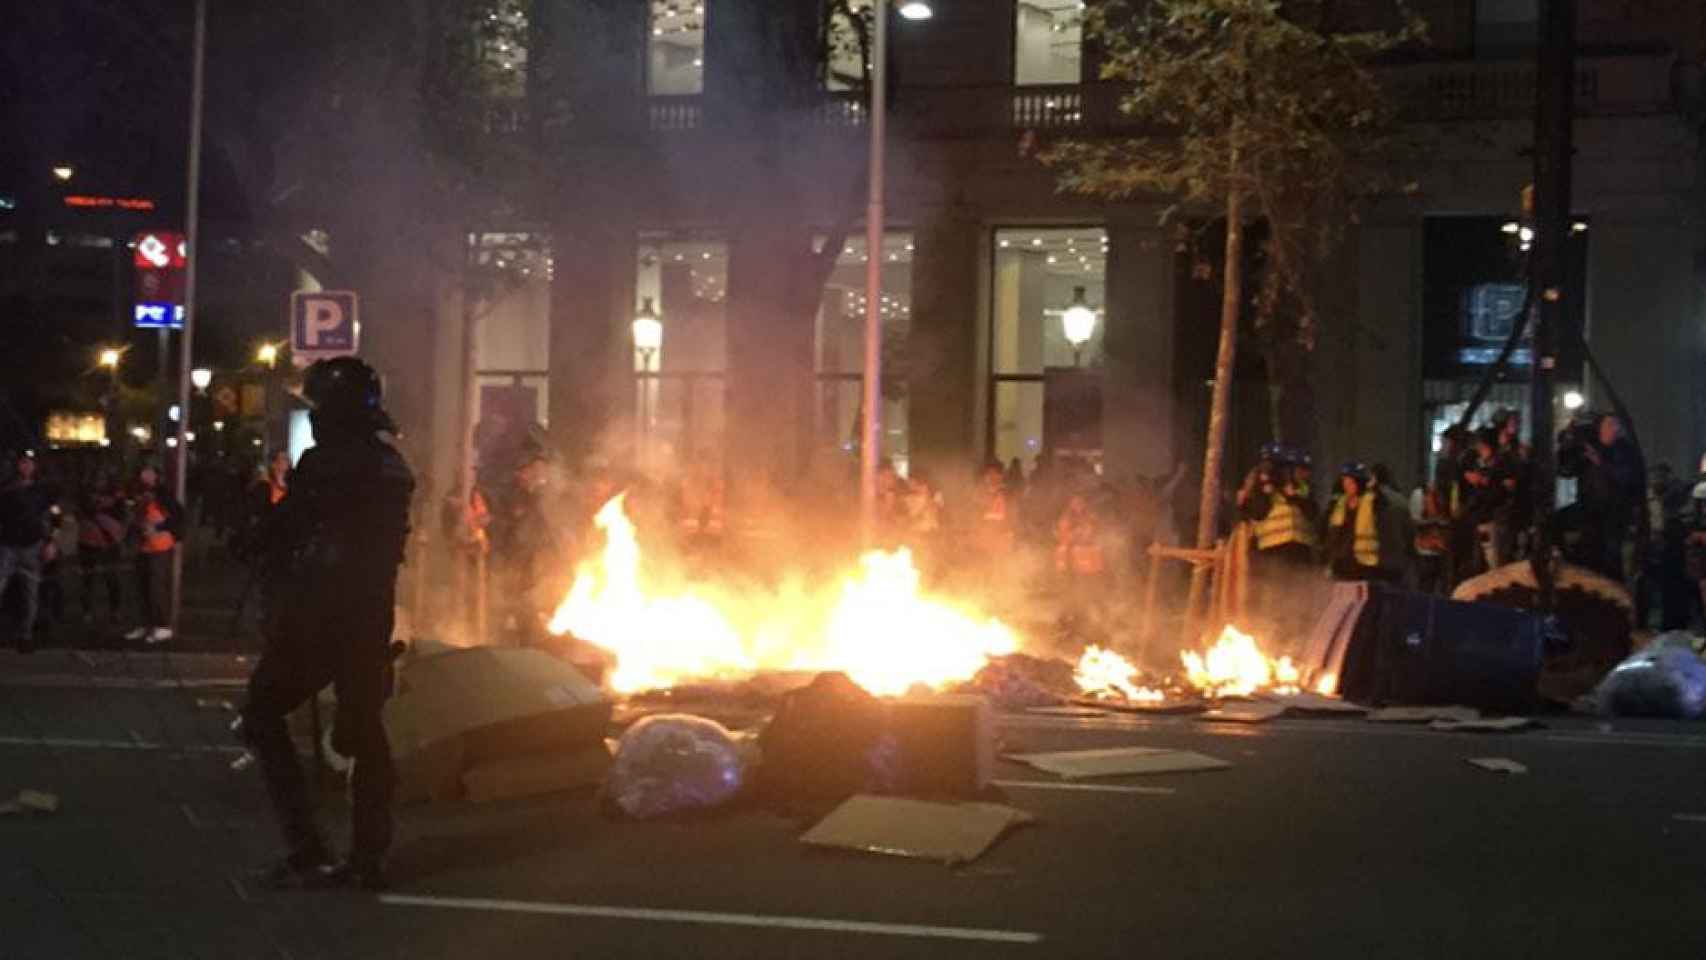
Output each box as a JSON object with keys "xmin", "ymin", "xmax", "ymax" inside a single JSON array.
[
  {"xmin": 548, "ymin": 495, "xmax": 1017, "ymax": 696},
  {"xmin": 1073, "ymin": 645, "xmax": 1165, "ymax": 702},
  {"xmin": 1180, "ymin": 625, "xmax": 1300, "ymax": 698}
]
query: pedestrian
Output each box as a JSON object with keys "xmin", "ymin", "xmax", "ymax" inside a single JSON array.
[
  {"xmin": 1238, "ymin": 443, "xmax": 1318, "ymax": 626},
  {"xmin": 1411, "ymin": 470, "xmax": 1451, "ymax": 595},
  {"xmin": 1573, "ymin": 413, "xmax": 1642, "ymax": 583},
  {"xmin": 240, "ymin": 357, "xmax": 415, "ymax": 891},
  {"xmin": 1322, "ymin": 461, "xmax": 1389, "ymax": 582},
  {"xmin": 124, "ymin": 464, "xmax": 185, "ymax": 645},
  {"xmin": 491, "ymin": 452, "xmax": 555, "ymax": 645},
  {"xmin": 75, "ymin": 474, "xmax": 126, "ymax": 623},
  {"xmin": 971, "ymin": 461, "xmax": 1016, "ymax": 559},
  {"xmin": 1638, "ymin": 462, "xmax": 1693, "ymax": 630},
  {"xmin": 1369, "ymin": 463, "xmax": 1416, "ymax": 588},
  {"xmin": 0, "ymin": 451, "xmax": 56, "ymax": 652},
  {"xmin": 1459, "ymin": 429, "xmax": 1508, "ymax": 578},
  {"xmin": 900, "ymin": 470, "xmax": 943, "ymax": 574}
]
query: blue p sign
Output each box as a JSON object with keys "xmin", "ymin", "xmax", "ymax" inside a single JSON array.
[{"xmin": 290, "ymin": 291, "xmax": 360, "ymax": 364}]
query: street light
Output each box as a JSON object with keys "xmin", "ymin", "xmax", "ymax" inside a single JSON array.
[
  {"xmin": 52, "ymin": 165, "xmax": 74, "ymax": 182},
  {"xmin": 190, "ymin": 367, "xmax": 212, "ymax": 392},
  {"xmin": 632, "ymin": 297, "xmax": 663, "ymax": 472},
  {"xmin": 256, "ymin": 342, "xmax": 279, "ymax": 369},
  {"xmin": 98, "ymin": 347, "xmax": 121, "ymax": 370},
  {"xmin": 1562, "ymin": 389, "xmax": 1585, "ymax": 411},
  {"xmin": 860, "ymin": 0, "xmax": 930, "ymax": 545},
  {"xmin": 1061, "ymin": 286, "xmax": 1098, "ymax": 366}
]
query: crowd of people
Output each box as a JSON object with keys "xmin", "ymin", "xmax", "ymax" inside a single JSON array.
[{"xmin": 0, "ymin": 447, "xmax": 298, "ymax": 652}]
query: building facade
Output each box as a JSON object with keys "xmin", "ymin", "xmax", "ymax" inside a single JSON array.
[{"xmin": 409, "ymin": 0, "xmax": 1706, "ymax": 513}]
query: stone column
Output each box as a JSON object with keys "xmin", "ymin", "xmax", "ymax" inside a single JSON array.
[
  {"xmin": 1103, "ymin": 218, "xmax": 1177, "ymax": 479},
  {"xmin": 906, "ymin": 210, "xmax": 984, "ymax": 482}
]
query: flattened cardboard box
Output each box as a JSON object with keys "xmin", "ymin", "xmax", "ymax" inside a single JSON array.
[
  {"xmin": 800, "ymin": 794, "xmax": 1034, "ymax": 865},
  {"xmin": 1005, "ymin": 747, "xmax": 1231, "ymax": 779}
]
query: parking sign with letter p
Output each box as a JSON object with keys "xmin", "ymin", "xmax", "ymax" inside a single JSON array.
[{"xmin": 290, "ymin": 291, "xmax": 360, "ymax": 366}]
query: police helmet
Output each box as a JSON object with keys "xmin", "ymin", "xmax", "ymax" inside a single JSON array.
[
  {"xmin": 302, "ymin": 357, "xmax": 393, "ymax": 431},
  {"xmin": 1338, "ymin": 460, "xmax": 1369, "ymax": 482},
  {"xmin": 1259, "ymin": 441, "xmax": 1283, "ymax": 462}
]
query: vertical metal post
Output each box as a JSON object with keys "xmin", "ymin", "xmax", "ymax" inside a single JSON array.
[
  {"xmin": 1529, "ymin": 0, "xmax": 1575, "ymax": 605},
  {"xmin": 859, "ymin": 0, "xmax": 888, "ymax": 546},
  {"xmin": 170, "ymin": 0, "xmax": 207, "ymax": 633}
]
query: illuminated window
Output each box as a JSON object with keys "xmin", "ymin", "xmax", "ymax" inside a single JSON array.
[
  {"xmin": 989, "ymin": 227, "xmax": 1107, "ymax": 467},
  {"xmin": 814, "ymin": 232, "xmax": 911, "ymax": 468},
  {"xmin": 635, "ymin": 235, "xmax": 727, "ymax": 469},
  {"xmin": 1014, "ymin": 0, "xmax": 1083, "ymax": 86},
  {"xmin": 470, "ymin": 233, "xmax": 551, "ymax": 479},
  {"xmin": 825, "ymin": 0, "xmax": 871, "ymax": 92},
  {"xmin": 649, "ymin": 1, "xmax": 706, "ymax": 96},
  {"xmin": 476, "ymin": 1, "xmax": 529, "ymax": 98}
]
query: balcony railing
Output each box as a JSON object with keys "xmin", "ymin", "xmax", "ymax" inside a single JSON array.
[{"xmin": 616, "ymin": 52, "xmax": 1674, "ymax": 139}]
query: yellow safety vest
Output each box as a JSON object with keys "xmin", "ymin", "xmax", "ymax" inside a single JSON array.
[
  {"xmin": 1255, "ymin": 498, "xmax": 1318, "ymax": 550},
  {"xmin": 1329, "ymin": 494, "xmax": 1380, "ymax": 568}
]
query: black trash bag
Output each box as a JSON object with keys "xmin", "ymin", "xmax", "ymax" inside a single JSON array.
[
  {"xmin": 755, "ymin": 672, "xmax": 895, "ymax": 818},
  {"xmin": 1594, "ymin": 633, "xmax": 1706, "ymax": 720},
  {"xmin": 606, "ymin": 714, "xmax": 748, "ymax": 820}
]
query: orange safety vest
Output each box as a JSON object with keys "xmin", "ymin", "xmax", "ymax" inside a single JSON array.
[
  {"xmin": 1057, "ymin": 513, "xmax": 1106, "ymax": 575},
  {"xmin": 975, "ymin": 490, "xmax": 1015, "ymax": 554},
  {"xmin": 267, "ymin": 477, "xmax": 288, "ymax": 506},
  {"xmin": 139, "ymin": 498, "xmax": 176, "ymax": 554}
]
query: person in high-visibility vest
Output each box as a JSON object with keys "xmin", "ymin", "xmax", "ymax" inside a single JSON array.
[
  {"xmin": 1239, "ymin": 442, "xmax": 1319, "ymax": 571},
  {"xmin": 971, "ymin": 461, "xmax": 1016, "ymax": 558},
  {"xmin": 1323, "ymin": 461, "xmax": 1386, "ymax": 582},
  {"xmin": 123, "ymin": 464, "xmax": 184, "ymax": 645}
]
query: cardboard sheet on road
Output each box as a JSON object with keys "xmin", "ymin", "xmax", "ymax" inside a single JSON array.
[
  {"xmin": 1269, "ymin": 693, "xmax": 1368, "ymax": 716},
  {"xmin": 1366, "ymin": 705, "xmax": 1480, "ymax": 724},
  {"xmin": 1004, "ymin": 747, "xmax": 1230, "ymax": 779},
  {"xmin": 1199, "ymin": 703, "xmax": 1287, "ymax": 724},
  {"xmin": 1467, "ymin": 756, "xmax": 1528, "ymax": 774},
  {"xmin": 1431, "ymin": 716, "xmax": 1536, "ymax": 733},
  {"xmin": 800, "ymin": 794, "xmax": 1034, "ymax": 865}
]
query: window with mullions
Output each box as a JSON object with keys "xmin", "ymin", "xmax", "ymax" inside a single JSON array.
[
  {"xmin": 470, "ymin": 232, "xmax": 551, "ymax": 479},
  {"xmin": 1014, "ymin": 0, "xmax": 1084, "ymax": 86},
  {"xmin": 649, "ymin": 1, "xmax": 706, "ymax": 96},
  {"xmin": 814, "ymin": 232, "xmax": 912, "ymax": 471},
  {"xmin": 635, "ymin": 236, "xmax": 727, "ymax": 469},
  {"xmin": 989, "ymin": 227, "xmax": 1107, "ymax": 468}
]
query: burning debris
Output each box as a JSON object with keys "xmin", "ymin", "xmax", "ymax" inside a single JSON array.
[
  {"xmin": 1072, "ymin": 646, "xmax": 1165, "ymax": 703},
  {"xmin": 548, "ymin": 495, "xmax": 1017, "ymax": 698},
  {"xmin": 1180, "ymin": 625, "xmax": 1301, "ymax": 699}
]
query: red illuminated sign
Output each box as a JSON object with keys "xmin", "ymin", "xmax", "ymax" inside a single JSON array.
[
  {"xmin": 133, "ymin": 232, "xmax": 187, "ymax": 270},
  {"xmin": 65, "ymin": 195, "xmax": 157, "ymax": 211}
]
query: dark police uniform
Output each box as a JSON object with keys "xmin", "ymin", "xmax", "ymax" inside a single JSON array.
[{"xmin": 240, "ymin": 358, "xmax": 414, "ymax": 887}]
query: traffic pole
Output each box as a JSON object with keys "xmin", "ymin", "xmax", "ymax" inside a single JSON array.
[{"xmin": 170, "ymin": 0, "xmax": 207, "ymax": 634}]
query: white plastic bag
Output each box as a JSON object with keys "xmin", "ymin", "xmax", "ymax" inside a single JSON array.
[
  {"xmin": 1595, "ymin": 636, "xmax": 1706, "ymax": 719},
  {"xmin": 606, "ymin": 714, "xmax": 747, "ymax": 819}
]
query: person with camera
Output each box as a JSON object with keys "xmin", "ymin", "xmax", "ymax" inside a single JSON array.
[
  {"xmin": 1322, "ymin": 461, "xmax": 1396, "ymax": 582},
  {"xmin": 239, "ymin": 357, "xmax": 415, "ymax": 891},
  {"xmin": 1239, "ymin": 442, "xmax": 1319, "ymax": 612},
  {"xmin": 1568, "ymin": 413, "xmax": 1641, "ymax": 582}
]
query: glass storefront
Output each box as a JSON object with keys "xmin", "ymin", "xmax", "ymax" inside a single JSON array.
[
  {"xmin": 649, "ymin": 0, "xmax": 706, "ymax": 96},
  {"xmin": 470, "ymin": 232, "xmax": 550, "ymax": 479},
  {"xmin": 1014, "ymin": 0, "xmax": 1083, "ymax": 86},
  {"xmin": 815, "ymin": 232, "xmax": 912, "ymax": 473},
  {"xmin": 989, "ymin": 226, "xmax": 1107, "ymax": 470},
  {"xmin": 636, "ymin": 235, "xmax": 727, "ymax": 470}
]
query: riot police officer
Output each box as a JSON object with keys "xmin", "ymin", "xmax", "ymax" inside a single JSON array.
[{"xmin": 240, "ymin": 357, "xmax": 415, "ymax": 890}]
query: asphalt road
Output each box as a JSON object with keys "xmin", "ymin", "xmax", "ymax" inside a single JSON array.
[{"xmin": 3, "ymin": 659, "xmax": 1705, "ymax": 960}]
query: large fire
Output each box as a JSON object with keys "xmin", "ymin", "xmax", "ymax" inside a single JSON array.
[
  {"xmin": 1180, "ymin": 625, "xmax": 1300, "ymax": 698},
  {"xmin": 548, "ymin": 495, "xmax": 1018, "ymax": 696}
]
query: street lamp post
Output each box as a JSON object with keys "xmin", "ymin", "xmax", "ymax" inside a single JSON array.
[
  {"xmin": 256, "ymin": 343, "xmax": 280, "ymax": 454},
  {"xmin": 98, "ymin": 347, "xmax": 121, "ymax": 449},
  {"xmin": 633, "ymin": 298, "xmax": 663, "ymax": 473},
  {"xmin": 859, "ymin": 0, "xmax": 931, "ymax": 545},
  {"xmin": 170, "ymin": 0, "xmax": 208, "ymax": 634}
]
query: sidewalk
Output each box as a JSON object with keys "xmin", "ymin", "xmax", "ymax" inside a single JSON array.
[{"xmin": 0, "ymin": 649, "xmax": 253, "ymax": 689}]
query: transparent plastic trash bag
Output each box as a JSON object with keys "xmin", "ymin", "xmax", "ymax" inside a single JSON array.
[
  {"xmin": 606, "ymin": 714, "xmax": 748, "ymax": 820},
  {"xmin": 1595, "ymin": 634, "xmax": 1706, "ymax": 719}
]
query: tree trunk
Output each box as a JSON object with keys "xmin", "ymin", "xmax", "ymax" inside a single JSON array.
[
  {"xmin": 1186, "ymin": 178, "xmax": 1244, "ymax": 634},
  {"xmin": 1196, "ymin": 188, "xmax": 1244, "ymax": 550}
]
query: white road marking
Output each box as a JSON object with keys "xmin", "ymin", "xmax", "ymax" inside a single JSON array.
[
  {"xmin": 992, "ymin": 779, "xmax": 1175, "ymax": 796},
  {"xmin": 1673, "ymin": 813, "xmax": 1706, "ymax": 823},
  {"xmin": 380, "ymin": 893, "xmax": 1044, "ymax": 944},
  {"xmin": 1006, "ymin": 714, "xmax": 1706, "ymax": 750}
]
